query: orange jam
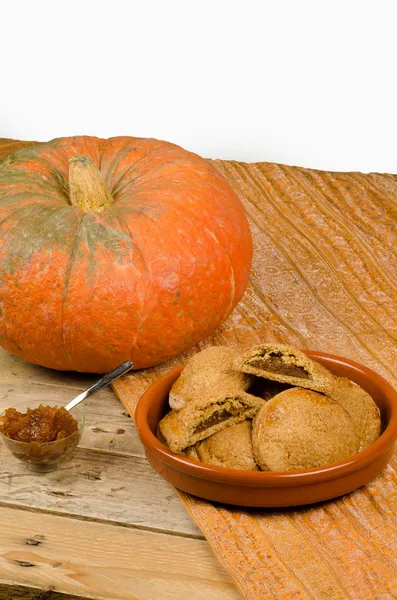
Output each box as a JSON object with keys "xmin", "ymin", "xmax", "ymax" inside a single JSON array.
[{"xmin": 0, "ymin": 405, "xmax": 78, "ymax": 443}]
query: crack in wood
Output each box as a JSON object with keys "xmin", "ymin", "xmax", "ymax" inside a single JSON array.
[
  {"xmin": 26, "ymin": 535, "xmax": 45, "ymax": 546},
  {"xmin": 16, "ymin": 560, "xmax": 35, "ymax": 567},
  {"xmin": 78, "ymin": 472, "xmax": 101, "ymax": 481},
  {"xmin": 48, "ymin": 491, "xmax": 75, "ymax": 498}
]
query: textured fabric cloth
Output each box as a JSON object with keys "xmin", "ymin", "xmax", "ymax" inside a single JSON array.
[{"xmin": 2, "ymin": 139, "xmax": 397, "ymax": 599}]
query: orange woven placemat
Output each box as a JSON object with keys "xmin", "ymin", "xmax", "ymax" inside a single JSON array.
[
  {"xmin": 113, "ymin": 160, "xmax": 397, "ymax": 600},
  {"xmin": 2, "ymin": 139, "xmax": 397, "ymax": 599}
]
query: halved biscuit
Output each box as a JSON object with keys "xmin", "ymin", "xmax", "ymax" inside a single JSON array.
[
  {"xmin": 159, "ymin": 392, "xmax": 265, "ymax": 453},
  {"xmin": 329, "ymin": 377, "xmax": 381, "ymax": 450},
  {"xmin": 252, "ymin": 387, "xmax": 360, "ymax": 471},
  {"xmin": 196, "ymin": 420, "xmax": 260, "ymax": 471},
  {"xmin": 169, "ymin": 346, "xmax": 253, "ymax": 411},
  {"xmin": 237, "ymin": 343, "xmax": 334, "ymax": 394}
]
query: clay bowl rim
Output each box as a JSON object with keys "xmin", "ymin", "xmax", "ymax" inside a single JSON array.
[{"xmin": 135, "ymin": 351, "xmax": 397, "ymax": 487}]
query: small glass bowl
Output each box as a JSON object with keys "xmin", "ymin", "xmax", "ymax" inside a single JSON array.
[{"xmin": 0, "ymin": 401, "xmax": 85, "ymax": 473}]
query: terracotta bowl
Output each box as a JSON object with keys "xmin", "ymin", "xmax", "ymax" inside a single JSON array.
[{"xmin": 135, "ymin": 351, "xmax": 397, "ymax": 507}]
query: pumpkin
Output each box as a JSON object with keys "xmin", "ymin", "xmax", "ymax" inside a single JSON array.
[{"xmin": 0, "ymin": 136, "xmax": 252, "ymax": 373}]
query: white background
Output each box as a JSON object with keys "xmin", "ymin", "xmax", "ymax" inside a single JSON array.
[{"xmin": 1, "ymin": 0, "xmax": 396, "ymax": 173}]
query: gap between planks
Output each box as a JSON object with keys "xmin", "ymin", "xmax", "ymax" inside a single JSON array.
[
  {"xmin": 0, "ymin": 501, "xmax": 205, "ymax": 540},
  {"xmin": 0, "ymin": 581, "xmax": 94, "ymax": 600}
]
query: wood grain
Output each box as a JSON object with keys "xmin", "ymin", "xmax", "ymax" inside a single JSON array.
[
  {"xmin": 0, "ymin": 347, "xmax": 202, "ymax": 538},
  {"xmin": 0, "ymin": 430, "xmax": 201, "ymax": 539},
  {"xmin": 0, "ymin": 350, "xmax": 98, "ymax": 391},
  {"xmin": 0, "ymin": 506, "xmax": 241, "ymax": 600}
]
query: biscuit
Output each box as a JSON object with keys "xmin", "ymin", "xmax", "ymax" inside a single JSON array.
[
  {"xmin": 252, "ymin": 387, "xmax": 360, "ymax": 471},
  {"xmin": 156, "ymin": 423, "xmax": 168, "ymax": 447},
  {"xmin": 329, "ymin": 377, "xmax": 381, "ymax": 450},
  {"xmin": 196, "ymin": 420, "xmax": 260, "ymax": 471},
  {"xmin": 159, "ymin": 392, "xmax": 265, "ymax": 453},
  {"xmin": 237, "ymin": 343, "xmax": 334, "ymax": 394},
  {"xmin": 184, "ymin": 445, "xmax": 201, "ymax": 462},
  {"xmin": 169, "ymin": 346, "xmax": 252, "ymax": 411}
]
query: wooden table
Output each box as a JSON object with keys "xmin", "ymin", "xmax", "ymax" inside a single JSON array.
[{"xmin": 0, "ymin": 349, "xmax": 241, "ymax": 600}]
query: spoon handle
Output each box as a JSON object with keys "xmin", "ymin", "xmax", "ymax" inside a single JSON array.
[{"xmin": 65, "ymin": 361, "xmax": 133, "ymax": 412}]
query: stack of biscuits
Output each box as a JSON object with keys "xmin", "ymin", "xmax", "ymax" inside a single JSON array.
[{"xmin": 157, "ymin": 344, "xmax": 381, "ymax": 472}]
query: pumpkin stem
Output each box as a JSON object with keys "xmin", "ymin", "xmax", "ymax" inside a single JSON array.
[{"xmin": 68, "ymin": 156, "xmax": 113, "ymax": 213}]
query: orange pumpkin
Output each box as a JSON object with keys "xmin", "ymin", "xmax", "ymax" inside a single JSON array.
[{"xmin": 0, "ymin": 136, "xmax": 252, "ymax": 372}]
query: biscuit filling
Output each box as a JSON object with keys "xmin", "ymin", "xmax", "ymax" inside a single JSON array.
[
  {"xmin": 194, "ymin": 409, "xmax": 234, "ymax": 433},
  {"xmin": 249, "ymin": 353, "xmax": 310, "ymax": 378},
  {"xmin": 247, "ymin": 379, "xmax": 292, "ymax": 399}
]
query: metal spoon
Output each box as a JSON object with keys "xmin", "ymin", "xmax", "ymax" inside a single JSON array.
[{"xmin": 65, "ymin": 361, "xmax": 133, "ymax": 412}]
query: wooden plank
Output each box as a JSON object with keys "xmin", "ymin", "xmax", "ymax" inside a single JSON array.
[
  {"xmin": 0, "ymin": 505, "xmax": 241, "ymax": 600},
  {"xmin": 0, "ymin": 444, "xmax": 202, "ymax": 538},
  {"xmin": 0, "ymin": 349, "xmax": 98, "ymax": 391},
  {"xmin": 0, "ymin": 382, "xmax": 144, "ymax": 458},
  {"xmin": 0, "ymin": 356, "xmax": 202, "ymax": 538}
]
